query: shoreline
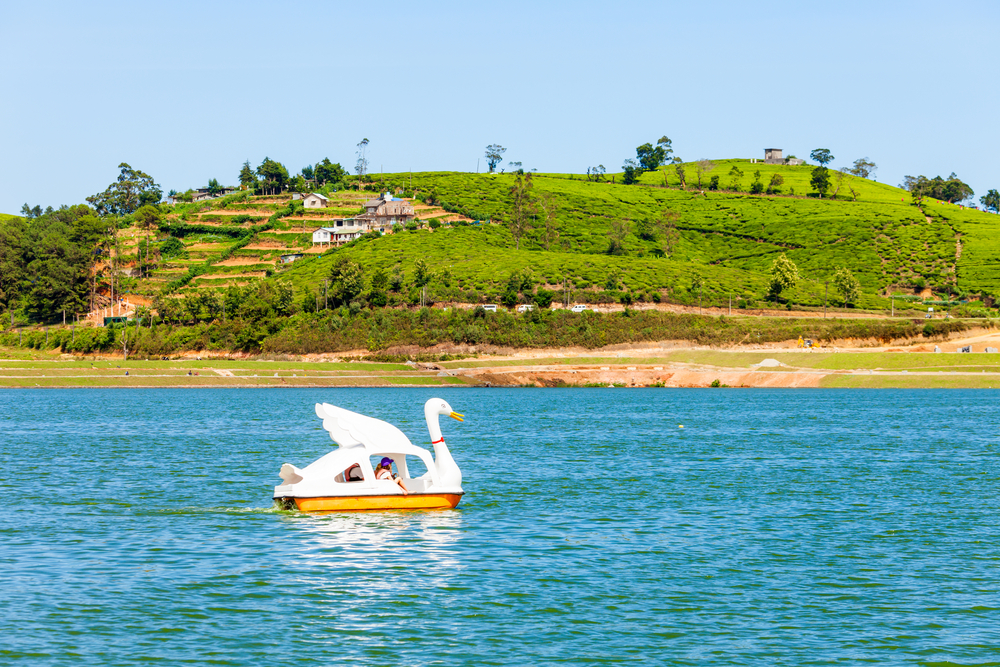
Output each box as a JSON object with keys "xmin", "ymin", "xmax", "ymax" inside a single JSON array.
[{"xmin": 7, "ymin": 328, "xmax": 1000, "ymax": 388}]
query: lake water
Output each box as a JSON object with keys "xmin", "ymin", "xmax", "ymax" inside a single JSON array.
[{"xmin": 1, "ymin": 388, "xmax": 998, "ymax": 665}]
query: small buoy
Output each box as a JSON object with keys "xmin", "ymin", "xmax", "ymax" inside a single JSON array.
[{"xmin": 679, "ymin": 425, "xmax": 684, "ymax": 428}]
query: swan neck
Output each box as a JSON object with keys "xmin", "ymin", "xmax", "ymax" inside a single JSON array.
[{"xmin": 425, "ymin": 408, "xmax": 444, "ymax": 444}]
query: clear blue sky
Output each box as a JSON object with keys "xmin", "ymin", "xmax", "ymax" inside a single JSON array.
[{"xmin": 1, "ymin": 0, "xmax": 997, "ymax": 213}]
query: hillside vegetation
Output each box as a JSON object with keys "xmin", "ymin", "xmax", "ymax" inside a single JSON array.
[
  {"xmin": 270, "ymin": 164, "xmax": 997, "ymax": 311},
  {"xmin": 4, "ymin": 159, "xmax": 999, "ymax": 346}
]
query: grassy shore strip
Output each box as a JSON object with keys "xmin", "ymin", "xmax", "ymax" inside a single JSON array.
[
  {"xmin": 819, "ymin": 374, "xmax": 1000, "ymax": 389},
  {"xmin": 1, "ymin": 375, "xmax": 469, "ymax": 388},
  {"xmin": 661, "ymin": 350, "xmax": 1000, "ymax": 370},
  {"xmin": 0, "ymin": 359, "xmax": 411, "ymax": 371}
]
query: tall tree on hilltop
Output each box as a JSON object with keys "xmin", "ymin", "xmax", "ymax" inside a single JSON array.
[
  {"xmin": 239, "ymin": 160, "xmax": 257, "ymax": 190},
  {"xmin": 636, "ymin": 136, "xmax": 673, "ymax": 171},
  {"xmin": 256, "ymin": 157, "xmax": 289, "ymax": 195},
  {"xmin": 315, "ymin": 158, "xmax": 348, "ymax": 186},
  {"xmin": 810, "ymin": 148, "xmax": 834, "ymax": 167},
  {"xmin": 86, "ymin": 163, "xmax": 161, "ymax": 216},
  {"xmin": 356, "ymin": 138, "xmax": 370, "ymax": 184},
  {"xmin": 849, "ymin": 158, "xmax": 877, "ymax": 179},
  {"xmin": 901, "ymin": 173, "xmax": 974, "ymax": 204},
  {"xmin": 485, "ymin": 144, "xmax": 506, "ymax": 173}
]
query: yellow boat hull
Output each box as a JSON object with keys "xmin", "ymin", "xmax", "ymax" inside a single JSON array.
[{"xmin": 279, "ymin": 493, "xmax": 463, "ymax": 512}]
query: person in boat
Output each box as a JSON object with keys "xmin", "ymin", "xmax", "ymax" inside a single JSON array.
[
  {"xmin": 375, "ymin": 457, "xmax": 408, "ymax": 495},
  {"xmin": 344, "ymin": 463, "xmax": 363, "ymax": 482}
]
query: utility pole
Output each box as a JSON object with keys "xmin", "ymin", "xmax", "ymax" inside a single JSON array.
[
  {"xmin": 891, "ymin": 295, "xmax": 894, "ymax": 317},
  {"xmin": 824, "ymin": 281, "xmax": 829, "ymax": 318}
]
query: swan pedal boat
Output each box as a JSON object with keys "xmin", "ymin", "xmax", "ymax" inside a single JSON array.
[{"xmin": 273, "ymin": 398, "xmax": 465, "ymax": 512}]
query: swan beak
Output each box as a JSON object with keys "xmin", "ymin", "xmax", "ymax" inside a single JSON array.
[{"xmin": 449, "ymin": 411, "xmax": 464, "ymax": 422}]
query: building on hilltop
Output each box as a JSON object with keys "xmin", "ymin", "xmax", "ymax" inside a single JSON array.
[
  {"xmin": 303, "ymin": 193, "xmax": 329, "ymax": 208},
  {"xmin": 165, "ymin": 186, "xmax": 238, "ymax": 205},
  {"xmin": 761, "ymin": 148, "xmax": 804, "ymax": 166},
  {"xmin": 359, "ymin": 192, "xmax": 415, "ymax": 229}
]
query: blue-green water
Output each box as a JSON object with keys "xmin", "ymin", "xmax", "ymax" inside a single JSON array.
[{"xmin": 2, "ymin": 388, "xmax": 999, "ymax": 665}]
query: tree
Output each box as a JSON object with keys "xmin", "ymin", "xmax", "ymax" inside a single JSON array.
[
  {"xmin": 288, "ymin": 175, "xmax": 307, "ymax": 193},
  {"xmin": 607, "ymin": 219, "xmax": 631, "ymax": 255},
  {"xmin": 635, "ymin": 136, "xmax": 673, "ymax": 171},
  {"xmin": 206, "ymin": 178, "xmax": 222, "ymax": 196},
  {"xmin": 768, "ymin": 253, "xmax": 799, "ymax": 302},
  {"xmin": 86, "ymin": 163, "xmax": 161, "ymax": 216},
  {"xmin": 621, "ymin": 159, "xmax": 642, "ymax": 185},
  {"xmin": 256, "ymin": 157, "xmax": 289, "ymax": 195},
  {"xmin": 508, "ymin": 161, "xmax": 523, "ymax": 174},
  {"xmin": 694, "ymin": 159, "xmax": 715, "ymax": 189},
  {"xmin": 831, "ymin": 169, "xmax": 847, "ymax": 199},
  {"xmin": 981, "ymin": 189, "xmax": 1000, "ymax": 213},
  {"xmin": 315, "ymin": 158, "xmax": 348, "ymax": 186},
  {"xmin": 239, "ymin": 161, "xmax": 257, "ymax": 190},
  {"xmin": 19, "ymin": 204, "xmax": 42, "ymax": 218},
  {"xmin": 833, "ymin": 267, "xmax": 860, "ymax": 306},
  {"xmin": 653, "ymin": 209, "xmax": 680, "ymax": 257},
  {"xmin": 485, "ymin": 144, "xmax": 506, "ymax": 173},
  {"xmin": 766, "ymin": 173, "xmax": 784, "ymax": 195},
  {"xmin": 328, "ymin": 256, "xmax": 364, "ymax": 306},
  {"xmin": 134, "ymin": 205, "xmax": 161, "ymax": 278},
  {"xmin": 810, "ymin": 148, "xmax": 834, "ymax": 166},
  {"xmin": 369, "ymin": 267, "xmax": 389, "ymax": 307},
  {"xmin": 749, "ymin": 170, "xmax": 764, "ymax": 194},
  {"xmin": 728, "ymin": 165, "xmax": 743, "ymax": 191},
  {"xmin": 810, "ymin": 166, "xmax": 831, "ymax": 198},
  {"xmin": 537, "ymin": 193, "xmax": 559, "ymax": 250},
  {"xmin": 356, "ymin": 138, "xmax": 370, "ymax": 183},
  {"xmin": 849, "ymin": 158, "xmax": 876, "ymax": 179},
  {"xmin": 587, "ymin": 165, "xmax": 606, "ymax": 182},
  {"xmin": 413, "ymin": 258, "xmax": 432, "ymax": 288},
  {"xmin": 901, "ymin": 173, "xmax": 974, "ymax": 203},
  {"xmin": 675, "ymin": 163, "xmax": 687, "ymax": 189},
  {"xmin": 301, "ymin": 164, "xmax": 315, "ymax": 181},
  {"xmin": 507, "ymin": 172, "xmax": 534, "ymax": 249}
]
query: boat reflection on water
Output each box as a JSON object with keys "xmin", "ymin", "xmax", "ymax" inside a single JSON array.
[{"xmin": 280, "ymin": 510, "xmax": 466, "ymax": 596}]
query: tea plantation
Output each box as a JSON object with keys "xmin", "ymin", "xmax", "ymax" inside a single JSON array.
[{"xmin": 273, "ymin": 165, "xmax": 999, "ymax": 309}]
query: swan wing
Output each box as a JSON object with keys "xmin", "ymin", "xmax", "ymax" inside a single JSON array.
[{"xmin": 315, "ymin": 403, "xmax": 414, "ymax": 451}]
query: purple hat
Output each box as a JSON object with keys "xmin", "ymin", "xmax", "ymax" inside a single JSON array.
[{"xmin": 380, "ymin": 457, "xmax": 393, "ymax": 467}]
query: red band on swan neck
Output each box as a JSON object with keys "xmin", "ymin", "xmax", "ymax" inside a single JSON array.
[{"xmin": 431, "ymin": 437, "xmax": 445, "ymax": 444}]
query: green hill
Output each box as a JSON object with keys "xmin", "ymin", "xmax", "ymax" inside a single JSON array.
[
  {"xmin": 76, "ymin": 160, "xmax": 999, "ymax": 314},
  {"xmin": 266, "ymin": 164, "xmax": 998, "ymax": 310}
]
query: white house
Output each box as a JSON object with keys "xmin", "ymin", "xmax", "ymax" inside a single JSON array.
[
  {"xmin": 312, "ymin": 218, "xmax": 376, "ymax": 246},
  {"xmin": 303, "ymin": 193, "xmax": 330, "ymax": 209}
]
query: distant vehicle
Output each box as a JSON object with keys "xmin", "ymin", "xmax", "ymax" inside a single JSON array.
[
  {"xmin": 483, "ymin": 304, "xmax": 498, "ymax": 312},
  {"xmin": 516, "ymin": 304, "xmax": 535, "ymax": 313},
  {"xmin": 570, "ymin": 305, "xmax": 588, "ymax": 313}
]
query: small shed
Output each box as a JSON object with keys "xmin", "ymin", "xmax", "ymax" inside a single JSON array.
[
  {"xmin": 303, "ymin": 193, "xmax": 329, "ymax": 209},
  {"xmin": 280, "ymin": 253, "xmax": 304, "ymax": 264}
]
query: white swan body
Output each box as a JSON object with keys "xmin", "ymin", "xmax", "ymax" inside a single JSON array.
[{"xmin": 273, "ymin": 398, "xmax": 465, "ymax": 512}]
